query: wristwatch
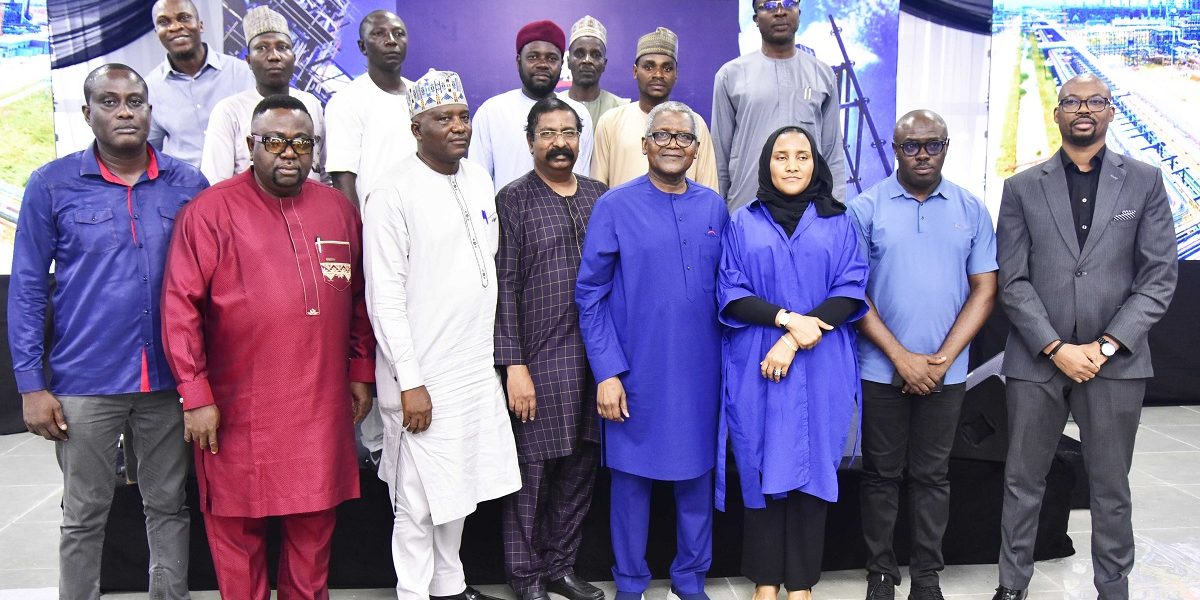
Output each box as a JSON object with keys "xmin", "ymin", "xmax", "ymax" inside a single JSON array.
[
  {"xmin": 777, "ymin": 311, "xmax": 792, "ymax": 328},
  {"xmin": 1097, "ymin": 336, "xmax": 1117, "ymax": 357}
]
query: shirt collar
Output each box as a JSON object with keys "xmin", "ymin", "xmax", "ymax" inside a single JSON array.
[
  {"xmin": 82, "ymin": 143, "xmax": 162, "ymax": 184},
  {"xmin": 163, "ymin": 43, "xmax": 222, "ymax": 79},
  {"xmin": 1058, "ymin": 145, "xmax": 1106, "ymax": 174},
  {"xmin": 885, "ymin": 172, "xmax": 947, "ymax": 202}
]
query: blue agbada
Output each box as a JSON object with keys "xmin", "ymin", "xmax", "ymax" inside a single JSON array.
[
  {"xmin": 576, "ymin": 175, "xmax": 728, "ymax": 481},
  {"xmin": 716, "ymin": 201, "xmax": 868, "ymax": 509}
]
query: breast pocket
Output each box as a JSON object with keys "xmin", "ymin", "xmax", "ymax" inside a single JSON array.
[
  {"xmin": 158, "ymin": 203, "xmax": 184, "ymax": 238},
  {"xmin": 700, "ymin": 237, "xmax": 722, "ymax": 293},
  {"xmin": 69, "ymin": 208, "xmax": 119, "ymax": 254},
  {"xmin": 315, "ymin": 237, "xmax": 352, "ymax": 292}
]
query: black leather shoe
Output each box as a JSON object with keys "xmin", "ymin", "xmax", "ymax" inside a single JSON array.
[
  {"xmin": 432, "ymin": 586, "xmax": 506, "ymax": 600},
  {"xmin": 865, "ymin": 572, "xmax": 895, "ymax": 600},
  {"xmin": 907, "ymin": 585, "xmax": 944, "ymax": 600},
  {"xmin": 518, "ymin": 589, "xmax": 551, "ymax": 600},
  {"xmin": 548, "ymin": 574, "xmax": 604, "ymax": 600},
  {"xmin": 990, "ymin": 587, "xmax": 1027, "ymax": 600}
]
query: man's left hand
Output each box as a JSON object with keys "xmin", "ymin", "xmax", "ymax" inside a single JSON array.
[
  {"xmin": 1082, "ymin": 342, "xmax": 1108, "ymax": 370},
  {"xmin": 350, "ymin": 382, "xmax": 373, "ymax": 424},
  {"xmin": 904, "ymin": 355, "xmax": 951, "ymax": 394}
]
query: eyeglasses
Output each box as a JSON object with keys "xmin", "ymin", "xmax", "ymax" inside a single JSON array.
[
  {"xmin": 757, "ymin": 0, "xmax": 800, "ymax": 12},
  {"xmin": 1058, "ymin": 96, "xmax": 1110, "ymax": 113},
  {"xmin": 647, "ymin": 131, "xmax": 697, "ymax": 147},
  {"xmin": 535, "ymin": 129, "xmax": 580, "ymax": 141},
  {"xmin": 896, "ymin": 139, "xmax": 948, "ymax": 157},
  {"xmin": 250, "ymin": 134, "xmax": 319, "ymax": 155}
]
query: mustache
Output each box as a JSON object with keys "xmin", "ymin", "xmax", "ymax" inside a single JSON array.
[{"xmin": 547, "ymin": 147, "xmax": 575, "ymax": 161}]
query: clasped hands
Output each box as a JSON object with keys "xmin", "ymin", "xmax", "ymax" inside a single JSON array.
[
  {"xmin": 1046, "ymin": 340, "xmax": 1112, "ymax": 384},
  {"xmin": 760, "ymin": 313, "xmax": 833, "ymax": 383}
]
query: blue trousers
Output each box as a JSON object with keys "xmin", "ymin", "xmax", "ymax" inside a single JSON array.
[{"xmin": 609, "ymin": 468, "xmax": 713, "ymax": 594}]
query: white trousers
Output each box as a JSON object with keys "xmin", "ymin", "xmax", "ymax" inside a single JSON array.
[{"xmin": 388, "ymin": 434, "xmax": 467, "ymax": 600}]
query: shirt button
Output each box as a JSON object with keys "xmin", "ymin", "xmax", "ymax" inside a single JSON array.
[
  {"xmin": 1082, "ymin": 198, "xmax": 1088, "ymax": 203},
  {"xmin": 678, "ymin": 217, "xmax": 683, "ymax": 222},
  {"xmin": 137, "ymin": 243, "xmax": 144, "ymax": 248},
  {"xmin": 133, "ymin": 214, "xmax": 139, "ymax": 220},
  {"xmin": 143, "ymin": 309, "xmax": 150, "ymax": 314},
  {"xmin": 1075, "ymin": 270, "xmax": 1085, "ymax": 277},
  {"xmin": 682, "ymin": 240, "xmax": 688, "ymax": 245},
  {"xmin": 686, "ymin": 266, "xmax": 692, "ymax": 270},
  {"xmin": 1081, "ymin": 225, "xmax": 1088, "ymax": 230}
]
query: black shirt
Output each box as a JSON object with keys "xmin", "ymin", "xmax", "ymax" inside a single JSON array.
[{"xmin": 1060, "ymin": 146, "xmax": 1105, "ymax": 249}]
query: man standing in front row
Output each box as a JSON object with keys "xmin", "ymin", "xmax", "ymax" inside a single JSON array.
[
  {"xmin": 470, "ymin": 20, "xmax": 595, "ymax": 190},
  {"xmin": 992, "ymin": 74, "xmax": 1177, "ymax": 600},
  {"xmin": 591, "ymin": 27, "xmax": 718, "ymax": 190},
  {"xmin": 495, "ymin": 98, "xmax": 608, "ymax": 600},
  {"xmin": 162, "ymin": 94, "xmax": 375, "ymax": 599},
  {"xmin": 848, "ymin": 110, "xmax": 997, "ymax": 600},
  {"xmin": 364, "ymin": 69, "xmax": 521, "ymax": 600},
  {"xmin": 577, "ymin": 101, "xmax": 727, "ymax": 600},
  {"xmin": 200, "ymin": 5, "xmax": 326, "ymax": 183},
  {"xmin": 11, "ymin": 63, "xmax": 206, "ymax": 600},
  {"xmin": 712, "ymin": 0, "xmax": 845, "ymax": 210}
]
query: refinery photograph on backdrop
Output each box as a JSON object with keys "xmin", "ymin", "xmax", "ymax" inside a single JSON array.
[{"xmin": 987, "ymin": 0, "xmax": 1200, "ymax": 259}]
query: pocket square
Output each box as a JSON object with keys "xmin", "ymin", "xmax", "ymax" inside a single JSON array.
[{"xmin": 1113, "ymin": 209, "xmax": 1137, "ymax": 222}]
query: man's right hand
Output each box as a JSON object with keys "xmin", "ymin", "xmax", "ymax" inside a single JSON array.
[
  {"xmin": 506, "ymin": 366, "xmax": 537, "ymax": 423},
  {"xmin": 597, "ymin": 376, "xmax": 629, "ymax": 423},
  {"xmin": 184, "ymin": 404, "xmax": 220, "ymax": 454},
  {"xmin": 894, "ymin": 351, "xmax": 947, "ymax": 395},
  {"xmin": 1052, "ymin": 344, "xmax": 1101, "ymax": 383},
  {"xmin": 401, "ymin": 386, "xmax": 433, "ymax": 433},
  {"xmin": 22, "ymin": 390, "xmax": 67, "ymax": 441}
]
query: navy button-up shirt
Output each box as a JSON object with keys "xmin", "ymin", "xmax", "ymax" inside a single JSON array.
[{"xmin": 8, "ymin": 144, "xmax": 209, "ymax": 395}]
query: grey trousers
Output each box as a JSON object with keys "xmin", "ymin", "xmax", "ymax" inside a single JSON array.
[
  {"xmin": 999, "ymin": 374, "xmax": 1144, "ymax": 600},
  {"xmin": 56, "ymin": 391, "xmax": 190, "ymax": 600}
]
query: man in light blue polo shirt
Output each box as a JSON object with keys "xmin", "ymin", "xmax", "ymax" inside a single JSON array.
[
  {"xmin": 146, "ymin": 0, "xmax": 254, "ymax": 167},
  {"xmin": 847, "ymin": 110, "xmax": 998, "ymax": 600}
]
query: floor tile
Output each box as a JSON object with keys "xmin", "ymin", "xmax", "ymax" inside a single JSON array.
[
  {"xmin": 1131, "ymin": 451, "xmax": 1200, "ymax": 486},
  {"xmin": 15, "ymin": 490, "xmax": 64, "ymax": 524},
  {"xmin": 1138, "ymin": 406, "xmax": 1200, "ymax": 427},
  {"xmin": 0, "ymin": 523, "xmax": 59, "ymax": 570},
  {"xmin": 1133, "ymin": 428, "xmax": 1200, "ymax": 453},
  {"xmin": 1067, "ymin": 507, "xmax": 1091, "ymax": 534},
  {"xmin": 1131, "ymin": 485, "xmax": 1200, "ymax": 530},
  {"xmin": 1127, "ymin": 466, "xmax": 1168, "ymax": 487},
  {"xmin": 0, "ymin": 585, "xmax": 56, "ymax": 600},
  {"xmin": 0, "ymin": 434, "xmax": 34, "ymax": 456},
  {"xmin": 2, "ymin": 436, "xmax": 56, "ymax": 457},
  {"xmin": 0, "ymin": 484, "xmax": 59, "ymax": 527},
  {"xmin": 1143, "ymin": 424, "xmax": 1200, "ymax": 450},
  {"xmin": 0, "ymin": 453, "xmax": 60, "ymax": 486},
  {"xmin": 1173, "ymin": 484, "xmax": 1200, "ymax": 501}
]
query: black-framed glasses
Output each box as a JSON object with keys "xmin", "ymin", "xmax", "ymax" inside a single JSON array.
[
  {"xmin": 757, "ymin": 0, "xmax": 800, "ymax": 12},
  {"xmin": 534, "ymin": 129, "xmax": 580, "ymax": 142},
  {"xmin": 896, "ymin": 139, "xmax": 948, "ymax": 157},
  {"xmin": 647, "ymin": 131, "xmax": 697, "ymax": 147},
  {"xmin": 1058, "ymin": 96, "xmax": 1110, "ymax": 113},
  {"xmin": 250, "ymin": 134, "xmax": 319, "ymax": 155}
]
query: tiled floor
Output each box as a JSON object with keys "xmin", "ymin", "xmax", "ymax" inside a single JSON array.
[{"xmin": 3, "ymin": 405, "xmax": 1200, "ymax": 599}]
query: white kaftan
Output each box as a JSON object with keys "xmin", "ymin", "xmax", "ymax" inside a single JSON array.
[
  {"xmin": 467, "ymin": 88, "xmax": 594, "ymax": 190},
  {"xmin": 199, "ymin": 87, "xmax": 326, "ymax": 184}
]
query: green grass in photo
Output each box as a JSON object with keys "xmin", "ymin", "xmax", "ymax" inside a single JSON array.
[{"xmin": 0, "ymin": 86, "xmax": 55, "ymax": 189}]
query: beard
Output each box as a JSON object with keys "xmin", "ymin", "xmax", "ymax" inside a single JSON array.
[
  {"xmin": 520, "ymin": 68, "xmax": 559, "ymax": 98},
  {"xmin": 1063, "ymin": 116, "xmax": 1102, "ymax": 145}
]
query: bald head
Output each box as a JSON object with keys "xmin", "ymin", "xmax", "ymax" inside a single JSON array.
[
  {"xmin": 1058, "ymin": 73, "xmax": 1111, "ymax": 101},
  {"xmin": 893, "ymin": 109, "xmax": 947, "ymax": 142},
  {"xmin": 359, "ymin": 10, "xmax": 405, "ymax": 40},
  {"xmin": 83, "ymin": 63, "xmax": 147, "ymax": 104}
]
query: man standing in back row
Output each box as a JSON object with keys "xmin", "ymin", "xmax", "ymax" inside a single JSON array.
[
  {"xmin": 712, "ymin": 0, "xmax": 845, "ymax": 210},
  {"xmin": 566, "ymin": 15, "xmax": 625, "ymax": 127},
  {"xmin": 470, "ymin": 20, "xmax": 595, "ymax": 190},
  {"xmin": 992, "ymin": 74, "xmax": 1177, "ymax": 600}
]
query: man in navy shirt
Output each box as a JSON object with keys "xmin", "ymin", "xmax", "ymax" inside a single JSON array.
[
  {"xmin": 9, "ymin": 63, "xmax": 208, "ymax": 600},
  {"xmin": 848, "ymin": 110, "xmax": 998, "ymax": 600}
]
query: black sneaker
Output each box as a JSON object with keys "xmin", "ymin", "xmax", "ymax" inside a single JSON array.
[
  {"xmin": 865, "ymin": 573, "xmax": 895, "ymax": 600},
  {"xmin": 907, "ymin": 585, "xmax": 944, "ymax": 600}
]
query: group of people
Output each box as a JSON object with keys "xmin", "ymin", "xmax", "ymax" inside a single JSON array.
[{"xmin": 8, "ymin": 2, "xmax": 1178, "ymax": 600}]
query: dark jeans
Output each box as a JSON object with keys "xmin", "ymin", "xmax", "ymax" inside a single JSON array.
[
  {"xmin": 859, "ymin": 380, "xmax": 965, "ymax": 587},
  {"xmin": 742, "ymin": 491, "xmax": 828, "ymax": 591}
]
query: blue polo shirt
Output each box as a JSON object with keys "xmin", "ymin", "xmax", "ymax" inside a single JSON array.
[
  {"xmin": 847, "ymin": 174, "xmax": 997, "ymax": 385},
  {"xmin": 8, "ymin": 145, "xmax": 209, "ymax": 395}
]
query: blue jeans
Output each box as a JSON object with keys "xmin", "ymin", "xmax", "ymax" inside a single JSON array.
[{"xmin": 56, "ymin": 390, "xmax": 190, "ymax": 600}]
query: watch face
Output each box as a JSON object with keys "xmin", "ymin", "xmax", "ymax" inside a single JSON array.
[{"xmin": 1101, "ymin": 343, "xmax": 1117, "ymax": 357}]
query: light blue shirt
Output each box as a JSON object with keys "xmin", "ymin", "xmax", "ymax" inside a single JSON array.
[
  {"xmin": 147, "ymin": 44, "xmax": 255, "ymax": 168},
  {"xmin": 847, "ymin": 174, "xmax": 997, "ymax": 385}
]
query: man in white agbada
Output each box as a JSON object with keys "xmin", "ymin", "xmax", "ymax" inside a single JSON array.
[
  {"xmin": 199, "ymin": 6, "xmax": 325, "ymax": 183},
  {"xmin": 363, "ymin": 68, "xmax": 521, "ymax": 600},
  {"xmin": 325, "ymin": 9, "xmax": 416, "ymax": 211},
  {"xmin": 468, "ymin": 19, "xmax": 594, "ymax": 190}
]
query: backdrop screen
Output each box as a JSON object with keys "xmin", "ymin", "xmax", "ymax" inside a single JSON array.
[{"xmin": 987, "ymin": 0, "xmax": 1200, "ymax": 259}]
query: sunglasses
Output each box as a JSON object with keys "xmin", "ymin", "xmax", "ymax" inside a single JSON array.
[
  {"xmin": 249, "ymin": 134, "xmax": 319, "ymax": 155},
  {"xmin": 757, "ymin": 0, "xmax": 800, "ymax": 12}
]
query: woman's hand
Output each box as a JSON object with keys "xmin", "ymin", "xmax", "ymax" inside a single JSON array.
[
  {"xmin": 784, "ymin": 315, "xmax": 833, "ymax": 349},
  {"xmin": 760, "ymin": 336, "xmax": 798, "ymax": 383}
]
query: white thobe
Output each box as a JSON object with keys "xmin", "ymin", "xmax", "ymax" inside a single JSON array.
[
  {"xmin": 324, "ymin": 73, "xmax": 417, "ymax": 204},
  {"xmin": 467, "ymin": 88, "xmax": 594, "ymax": 190},
  {"xmin": 199, "ymin": 87, "xmax": 327, "ymax": 183},
  {"xmin": 363, "ymin": 153, "xmax": 521, "ymax": 525}
]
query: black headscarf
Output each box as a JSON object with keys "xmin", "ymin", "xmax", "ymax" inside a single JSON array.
[{"xmin": 755, "ymin": 125, "xmax": 845, "ymax": 236}]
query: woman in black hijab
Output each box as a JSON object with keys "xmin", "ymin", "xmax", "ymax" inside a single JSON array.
[{"xmin": 716, "ymin": 126, "xmax": 869, "ymax": 600}]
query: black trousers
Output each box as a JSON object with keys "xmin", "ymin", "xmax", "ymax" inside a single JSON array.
[
  {"xmin": 858, "ymin": 380, "xmax": 965, "ymax": 587},
  {"xmin": 741, "ymin": 491, "xmax": 828, "ymax": 590}
]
